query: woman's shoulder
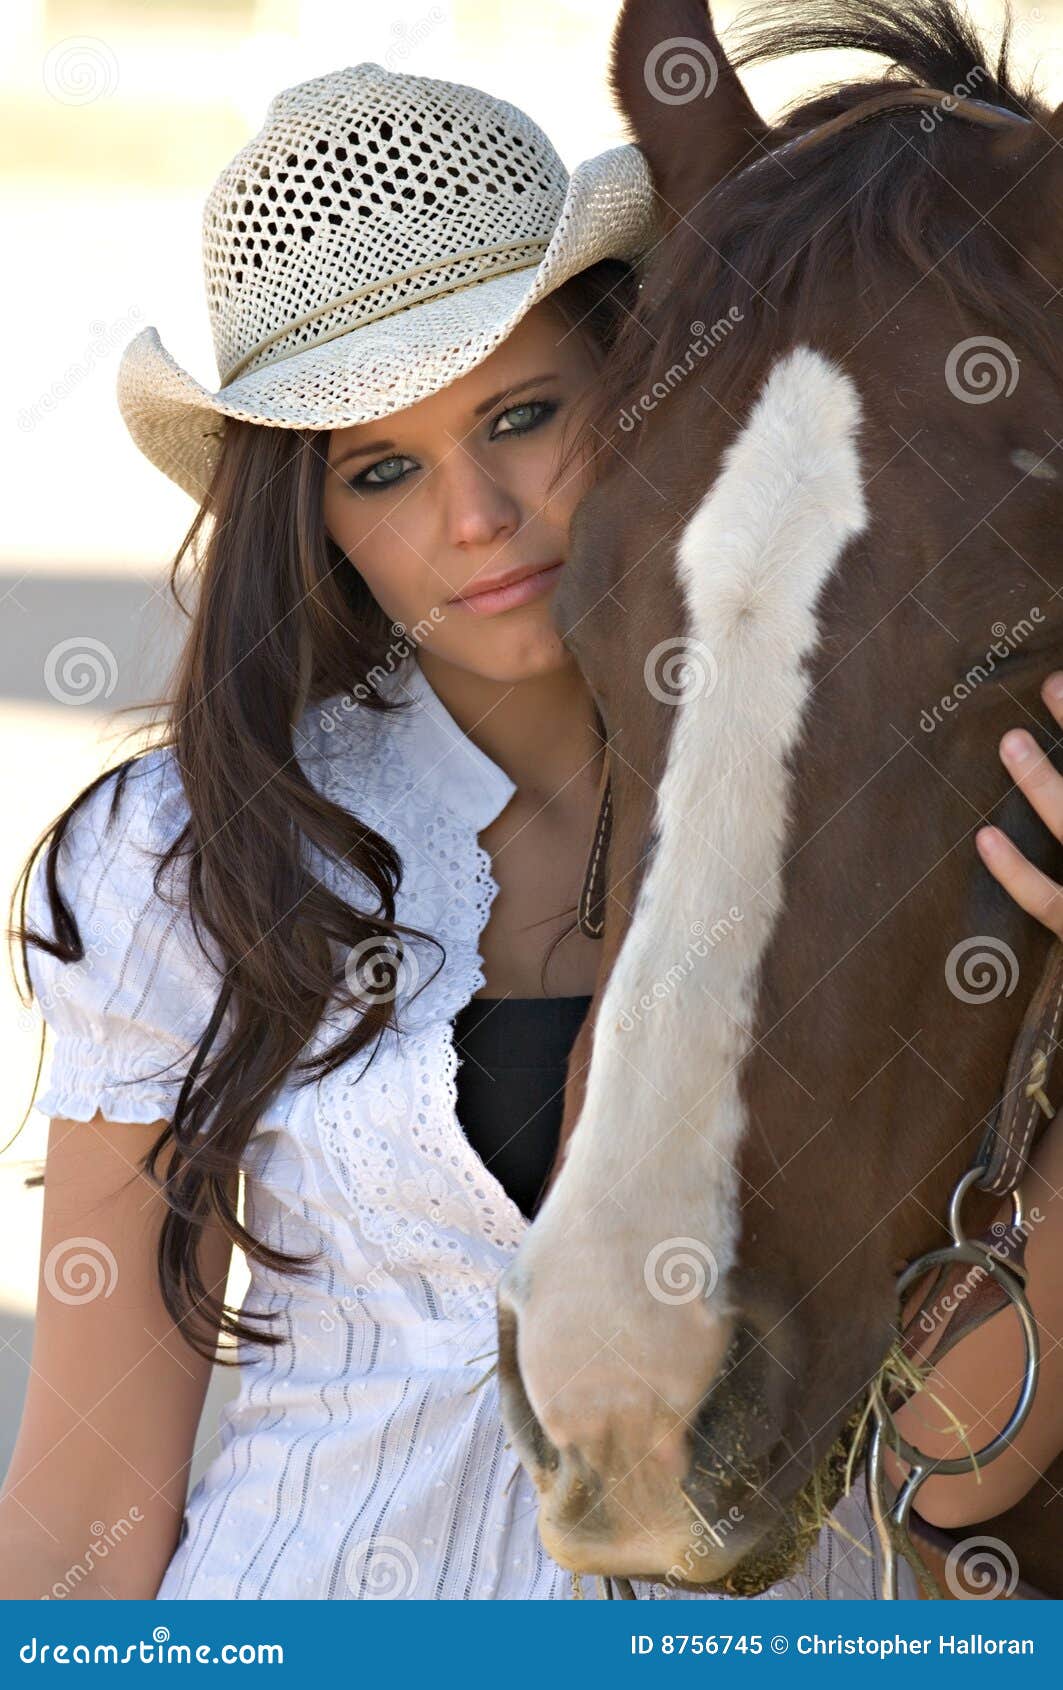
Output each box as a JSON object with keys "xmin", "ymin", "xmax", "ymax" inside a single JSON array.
[
  {"xmin": 24, "ymin": 744, "xmax": 224, "ymax": 1125},
  {"xmin": 66, "ymin": 738, "xmax": 190, "ymax": 870}
]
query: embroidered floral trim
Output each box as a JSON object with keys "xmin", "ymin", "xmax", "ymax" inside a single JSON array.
[{"xmin": 311, "ymin": 692, "xmax": 528, "ymax": 1321}]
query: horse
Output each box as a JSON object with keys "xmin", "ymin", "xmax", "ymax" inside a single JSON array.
[{"xmin": 495, "ymin": 0, "xmax": 1063, "ymax": 1599}]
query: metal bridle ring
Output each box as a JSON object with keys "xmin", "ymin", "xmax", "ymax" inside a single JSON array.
[{"xmin": 886, "ymin": 1241, "xmax": 1039, "ymax": 1476}]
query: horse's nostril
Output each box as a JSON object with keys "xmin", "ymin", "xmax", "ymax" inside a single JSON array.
[
  {"xmin": 688, "ymin": 1321, "xmax": 793, "ymax": 1482},
  {"xmin": 496, "ymin": 1295, "xmax": 558, "ymax": 1477}
]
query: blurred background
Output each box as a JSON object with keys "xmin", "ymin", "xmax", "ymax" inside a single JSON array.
[{"xmin": 1, "ymin": 0, "xmax": 1060, "ymax": 1494}]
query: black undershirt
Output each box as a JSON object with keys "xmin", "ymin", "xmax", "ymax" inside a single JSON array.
[{"xmin": 451, "ymin": 994, "xmax": 592, "ymax": 1220}]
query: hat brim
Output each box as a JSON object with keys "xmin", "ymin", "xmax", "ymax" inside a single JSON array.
[{"xmin": 117, "ymin": 143, "xmax": 659, "ymax": 502}]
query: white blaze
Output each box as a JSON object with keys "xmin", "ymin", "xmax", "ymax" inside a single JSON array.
[{"xmin": 537, "ymin": 345, "xmax": 870, "ymax": 1296}]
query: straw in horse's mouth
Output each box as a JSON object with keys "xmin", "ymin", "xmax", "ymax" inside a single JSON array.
[{"xmin": 651, "ymin": 1342, "xmax": 965, "ymax": 1599}]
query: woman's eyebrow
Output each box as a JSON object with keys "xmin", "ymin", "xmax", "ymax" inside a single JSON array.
[{"xmin": 330, "ymin": 372, "xmax": 559, "ymax": 469}]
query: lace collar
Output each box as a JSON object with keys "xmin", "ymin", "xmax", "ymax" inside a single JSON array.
[{"xmin": 373, "ymin": 653, "xmax": 519, "ymax": 831}]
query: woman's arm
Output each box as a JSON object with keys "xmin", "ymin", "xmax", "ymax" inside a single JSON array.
[
  {"xmin": 887, "ymin": 1115, "xmax": 1063, "ymax": 1527},
  {"xmin": 0, "ymin": 1114, "xmax": 233, "ymax": 1598},
  {"xmin": 886, "ymin": 669, "xmax": 1063, "ymax": 1527}
]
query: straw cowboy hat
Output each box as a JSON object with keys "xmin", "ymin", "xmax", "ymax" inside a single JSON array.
[{"xmin": 116, "ymin": 62, "xmax": 660, "ymax": 502}]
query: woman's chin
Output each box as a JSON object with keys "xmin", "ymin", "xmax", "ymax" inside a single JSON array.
[{"xmin": 449, "ymin": 625, "xmax": 577, "ymax": 686}]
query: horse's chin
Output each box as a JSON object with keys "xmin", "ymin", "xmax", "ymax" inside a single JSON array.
[{"xmin": 633, "ymin": 1403, "xmax": 868, "ymax": 1598}]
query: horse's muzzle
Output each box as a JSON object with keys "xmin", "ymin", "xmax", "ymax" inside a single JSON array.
[{"xmin": 495, "ymin": 1290, "xmax": 798, "ymax": 1585}]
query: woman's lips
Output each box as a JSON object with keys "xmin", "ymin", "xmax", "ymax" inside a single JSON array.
[{"xmin": 449, "ymin": 560, "xmax": 565, "ymax": 617}]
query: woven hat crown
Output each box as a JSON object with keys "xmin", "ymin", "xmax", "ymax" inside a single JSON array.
[{"xmin": 204, "ymin": 62, "xmax": 572, "ymax": 388}]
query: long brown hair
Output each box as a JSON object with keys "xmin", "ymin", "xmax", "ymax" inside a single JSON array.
[{"xmin": 8, "ymin": 257, "xmax": 640, "ymax": 1363}]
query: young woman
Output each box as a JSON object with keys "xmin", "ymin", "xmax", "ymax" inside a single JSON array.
[{"xmin": 1, "ymin": 60, "xmax": 1055, "ymax": 1604}]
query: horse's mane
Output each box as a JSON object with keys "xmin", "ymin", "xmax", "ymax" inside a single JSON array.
[{"xmin": 565, "ymin": 0, "xmax": 1058, "ymax": 478}]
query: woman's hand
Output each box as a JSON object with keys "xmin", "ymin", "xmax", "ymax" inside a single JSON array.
[{"xmin": 974, "ymin": 670, "xmax": 1063, "ymax": 933}]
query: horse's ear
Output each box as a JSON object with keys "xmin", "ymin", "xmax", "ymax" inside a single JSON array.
[{"xmin": 609, "ymin": 0, "xmax": 768, "ymax": 231}]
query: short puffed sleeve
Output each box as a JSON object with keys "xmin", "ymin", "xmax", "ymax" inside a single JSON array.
[{"xmin": 24, "ymin": 748, "xmax": 227, "ymax": 1126}]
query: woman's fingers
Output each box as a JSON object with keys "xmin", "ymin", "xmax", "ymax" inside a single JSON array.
[
  {"xmin": 1000, "ymin": 724, "xmax": 1063, "ymax": 841},
  {"xmin": 976, "ymin": 826, "xmax": 1063, "ymax": 936},
  {"xmin": 976, "ymin": 673, "xmax": 1063, "ymax": 939}
]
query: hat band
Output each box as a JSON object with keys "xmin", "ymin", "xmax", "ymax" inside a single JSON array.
[{"xmin": 219, "ymin": 236, "xmax": 554, "ymax": 386}]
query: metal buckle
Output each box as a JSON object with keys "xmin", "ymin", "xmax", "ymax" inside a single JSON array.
[{"xmin": 865, "ymin": 1165, "xmax": 1040, "ymax": 1598}]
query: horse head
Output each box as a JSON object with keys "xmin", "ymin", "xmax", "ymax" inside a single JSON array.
[{"xmin": 496, "ymin": 0, "xmax": 1063, "ymax": 1592}]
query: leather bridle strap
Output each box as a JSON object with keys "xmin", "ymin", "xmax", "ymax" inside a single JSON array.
[
  {"xmin": 975, "ymin": 935, "xmax": 1063, "ymax": 1196},
  {"xmin": 896, "ymin": 936, "xmax": 1063, "ymax": 1371}
]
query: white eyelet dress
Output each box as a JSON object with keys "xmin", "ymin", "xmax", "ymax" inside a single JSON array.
[{"xmin": 26, "ymin": 654, "xmax": 912, "ymax": 1600}]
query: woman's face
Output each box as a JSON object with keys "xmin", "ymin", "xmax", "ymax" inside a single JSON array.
[{"xmin": 322, "ymin": 298, "xmax": 602, "ymax": 684}]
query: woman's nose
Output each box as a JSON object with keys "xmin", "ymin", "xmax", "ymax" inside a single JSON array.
[{"xmin": 442, "ymin": 452, "xmax": 522, "ymax": 549}]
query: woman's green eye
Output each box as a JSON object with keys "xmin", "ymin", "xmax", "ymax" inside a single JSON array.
[
  {"xmin": 360, "ymin": 455, "xmax": 413, "ymax": 488},
  {"xmin": 348, "ymin": 398, "xmax": 558, "ymax": 493},
  {"xmin": 493, "ymin": 400, "xmax": 544, "ymax": 432}
]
